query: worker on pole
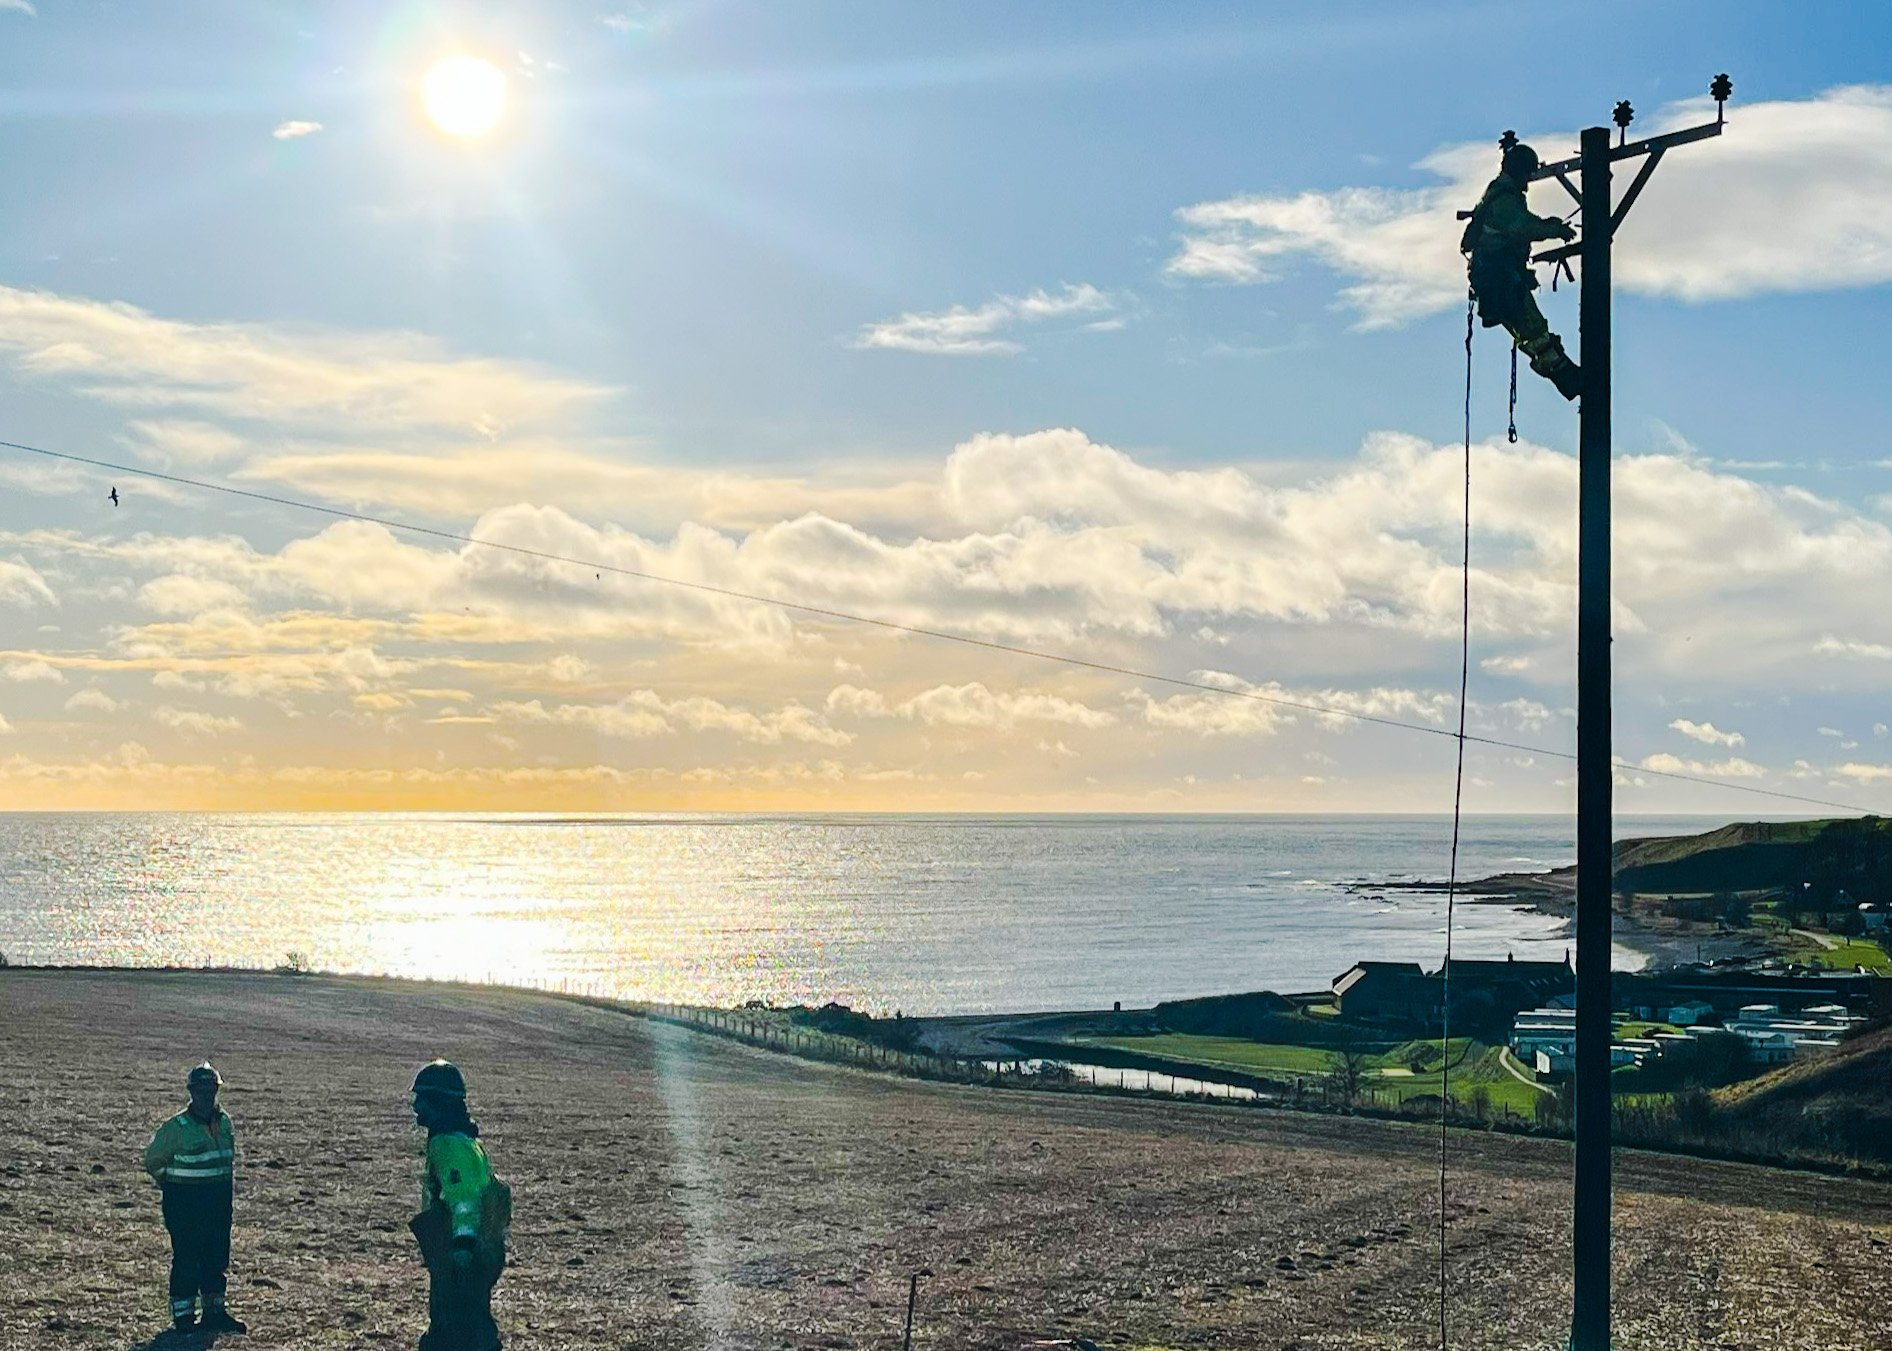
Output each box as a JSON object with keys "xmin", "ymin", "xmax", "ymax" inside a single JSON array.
[
  {"xmin": 141, "ymin": 1063, "xmax": 247, "ymax": 1338},
  {"xmin": 409, "ymin": 1060, "xmax": 511, "ymax": 1351},
  {"xmin": 1462, "ymin": 141, "xmax": 1583, "ymax": 400}
]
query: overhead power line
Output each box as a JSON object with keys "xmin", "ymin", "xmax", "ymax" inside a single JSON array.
[{"xmin": 0, "ymin": 435, "xmax": 1878, "ymax": 815}]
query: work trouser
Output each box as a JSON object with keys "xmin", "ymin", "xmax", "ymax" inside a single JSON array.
[
  {"xmin": 412, "ymin": 1207, "xmax": 503, "ymax": 1351},
  {"xmin": 1470, "ymin": 259, "xmax": 1569, "ymax": 373},
  {"xmin": 160, "ymin": 1181, "xmax": 232, "ymax": 1320}
]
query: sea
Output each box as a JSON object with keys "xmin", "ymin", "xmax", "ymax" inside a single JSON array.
[{"xmin": 0, "ymin": 813, "xmax": 1753, "ymax": 1015}]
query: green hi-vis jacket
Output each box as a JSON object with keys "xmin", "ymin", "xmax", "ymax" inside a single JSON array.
[
  {"xmin": 1460, "ymin": 174, "xmax": 1572, "ymax": 269},
  {"xmin": 143, "ymin": 1109, "xmax": 236, "ymax": 1187},
  {"xmin": 423, "ymin": 1132, "xmax": 493, "ymax": 1243}
]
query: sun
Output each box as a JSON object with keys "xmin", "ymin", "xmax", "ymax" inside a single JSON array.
[{"xmin": 422, "ymin": 54, "xmax": 507, "ymax": 138}]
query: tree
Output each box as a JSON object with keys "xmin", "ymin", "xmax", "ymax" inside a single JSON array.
[{"xmin": 1332, "ymin": 1048, "xmax": 1369, "ymax": 1104}]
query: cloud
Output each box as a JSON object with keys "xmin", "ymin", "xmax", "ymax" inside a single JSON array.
[
  {"xmin": 138, "ymin": 574, "xmax": 251, "ymax": 617},
  {"xmin": 65, "ymin": 688, "xmax": 120, "ymax": 714},
  {"xmin": 1638, "ymin": 752, "xmax": 1766, "ymax": 779},
  {"xmin": 4, "ymin": 659, "xmax": 62, "ymax": 683},
  {"xmin": 1, "ymin": 1, "xmax": 35, "ymax": 14},
  {"xmin": 0, "ymin": 559, "xmax": 55, "ymax": 607},
  {"xmin": 1129, "ymin": 673, "xmax": 1452, "ymax": 739},
  {"xmin": 855, "ymin": 283, "xmax": 1117, "ymax": 355},
  {"xmin": 827, "ymin": 681, "xmax": 1116, "ymax": 730},
  {"xmin": 121, "ymin": 420, "xmax": 250, "ymax": 467},
  {"xmin": 1669, "ymin": 718, "xmax": 1745, "ymax": 748},
  {"xmin": 0, "ymin": 284, "xmax": 614, "ymax": 437},
  {"xmin": 154, "ymin": 705, "xmax": 243, "ymax": 736},
  {"xmin": 1835, "ymin": 763, "xmax": 1892, "ymax": 782},
  {"xmin": 1815, "ymin": 635, "xmax": 1892, "ymax": 661},
  {"xmin": 271, "ymin": 120, "xmax": 324, "ymax": 140},
  {"xmin": 491, "ymin": 692, "xmax": 851, "ymax": 746},
  {"xmin": 1168, "ymin": 85, "xmax": 1892, "ymax": 327}
]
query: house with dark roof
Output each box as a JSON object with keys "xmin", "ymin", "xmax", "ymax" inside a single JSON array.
[
  {"xmin": 1438, "ymin": 956, "xmax": 1574, "ymax": 1031},
  {"xmin": 1332, "ymin": 961, "xmax": 1436, "ymax": 1023}
]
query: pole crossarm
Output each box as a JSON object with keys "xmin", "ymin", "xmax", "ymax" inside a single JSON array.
[
  {"xmin": 1528, "ymin": 117, "xmax": 1723, "ymax": 182},
  {"xmin": 1525, "ymin": 117, "xmax": 1723, "ymax": 265}
]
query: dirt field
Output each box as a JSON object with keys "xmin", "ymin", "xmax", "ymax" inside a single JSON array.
[{"xmin": 3, "ymin": 971, "xmax": 1890, "ymax": 1351}]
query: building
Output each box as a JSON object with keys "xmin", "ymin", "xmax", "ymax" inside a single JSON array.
[
  {"xmin": 1331, "ymin": 962, "xmax": 1434, "ymax": 1023},
  {"xmin": 1616, "ymin": 968, "xmax": 1892, "ymax": 1020},
  {"xmin": 1509, "ymin": 1007, "xmax": 1576, "ymax": 1060},
  {"xmin": 1861, "ymin": 903, "xmax": 1889, "ymax": 934},
  {"xmin": 1663, "ymin": 999, "xmax": 1716, "ymax": 1026},
  {"xmin": 1439, "ymin": 956, "xmax": 1575, "ymax": 1030}
]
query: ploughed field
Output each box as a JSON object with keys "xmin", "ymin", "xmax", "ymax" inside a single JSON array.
[{"xmin": 3, "ymin": 972, "xmax": 1890, "ymax": 1351}]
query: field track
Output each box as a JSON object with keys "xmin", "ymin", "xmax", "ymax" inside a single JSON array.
[{"xmin": 3, "ymin": 970, "xmax": 1889, "ymax": 1350}]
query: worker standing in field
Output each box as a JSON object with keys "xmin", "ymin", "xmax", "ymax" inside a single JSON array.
[
  {"xmin": 1461, "ymin": 140, "xmax": 1583, "ymax": 400},
  {"xmin": 142, "ymin": 1063, "xmax": 247, "ymax": 1337},
  {"xmin": 410, "ymin": 1060, "xmax": 511, "ymax": 1351}
]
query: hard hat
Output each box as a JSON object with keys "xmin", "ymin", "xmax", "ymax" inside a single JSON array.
[
  {"xmin": 412, "ymin": 1059, "xmax": 467, "ymax": 1098},
  {"xmin": 187, "ymin": 1062, "xmax": 222, "ymax": 1088},
  {"xmin": 1502, "ymin": 142, "xmax": 1540, "ymax": 180}
]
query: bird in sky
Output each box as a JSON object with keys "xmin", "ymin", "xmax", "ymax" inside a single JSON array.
[{"xmin": 108, "ymin": 486, "xmax": 119, "ymax": 507}]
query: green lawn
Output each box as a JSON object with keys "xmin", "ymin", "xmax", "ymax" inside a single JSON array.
[
  {"xmin": 1076, "ymin": 1033, "xmax": 1339, "ymax": 1076},
  {"xmin": 1079, "ymin": 1033, "xmax": 1548, "ymax": 1117}
]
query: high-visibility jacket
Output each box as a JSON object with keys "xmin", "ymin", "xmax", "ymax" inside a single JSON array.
[
  {"xmin": 1461, "ymin": 173, "xmax": 1571, "ymax": 273},
  {"xmin": 422, "ymin": 1132, "xmax": 491, "ymax": 1244},
  {"xmin": 143, "ymin": 1109, "xmax": 236, "ymax": 1187}
]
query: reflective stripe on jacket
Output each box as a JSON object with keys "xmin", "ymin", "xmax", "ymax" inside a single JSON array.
[{"xmin": 143, "ymin": 1109, "xmax": 236, "ymax": 1186}]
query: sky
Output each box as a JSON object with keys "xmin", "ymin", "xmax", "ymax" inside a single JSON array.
[{"xmin": 0, "ymin": 0, "xmax": 1889, "ymax": 812}]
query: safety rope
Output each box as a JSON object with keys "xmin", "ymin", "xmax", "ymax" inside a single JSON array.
[
  {"xmin": 1508, "ymin": 342, "xmax": 1520, "ymax": 444},
  {"xmin": 1439, "ymin": 293, "xmax": 1476, "ymax": 1351}
]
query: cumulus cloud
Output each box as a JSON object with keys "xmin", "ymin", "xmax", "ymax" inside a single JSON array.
[
  {"xmin": 827, "ymin": 681, "xmax": 1116, "ymax": 730},
  {"xmin": 3, "ymin": 659, "xmax": 63, "ymax": 683},
  {"xmin": 1639, "ymin": 752, "xmax": 1766, "ymax": 779},
  {"xmin": 1168, "ymin": 85, "xmax": 1892, "ymax": 327},
  {"xmin": 65, "ymin": 688, "xmax": 120, "ymax": 714},
  {"xmin": 271, "ymin": 120, "xmax": 323, "ymax": 140},
  {"xmin": 138, "ymin": 574, "xmax": 251, "ymax": 617},
  {"xmin": 1669, "ymin": 718, "xmax": 1745, "ymax": 747},
  {"xmin": 855, "ymin": 283, "xmax": 1116, "ymax": 355},
  {"xmin": 0, "ymin": 284, "xmax": 614, "ymax": 437},
  {"xmin": 490, "ymin": 692, "xmax": 851, "ymax": 747},
  {"xmin": 1129, "ymin": 672, "xmax": 1453, "ymax": 739},
  {"xmin": 1835, "ymin": 763, "xmax": 1892, "ymax": 782},
  {"xmin": 0, "ymin": 559, "xmax": 55, "ymax": 607},
  {"xmin": 154, "ymin": 705, "xmax": 243, "ymax": 736},
  {"xmin": 1815, "ymin": 635, "xmax": 1892, "ymax": 661},
  {"xmin": 17, "ymin": 425, "xmax": 1892, "ymax": 683}
]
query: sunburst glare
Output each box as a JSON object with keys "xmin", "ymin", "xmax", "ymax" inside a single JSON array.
[{"xmin": 422, "ymin": 53, "xmax": 506, "ymax": 138}]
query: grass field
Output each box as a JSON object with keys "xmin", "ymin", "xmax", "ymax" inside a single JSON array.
[
  {"xmin": 1076, "ymin": 1033, "xmax": 1549, "ymax": 1117},
  {"xmin": 1751, "ymin": 907, "xmax": 1892, "ymax": 972}
]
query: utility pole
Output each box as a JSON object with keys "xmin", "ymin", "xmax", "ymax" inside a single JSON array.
[{"xmin": 1515, "ymin": 74, "xmax": 1734, "ymax": 1351}]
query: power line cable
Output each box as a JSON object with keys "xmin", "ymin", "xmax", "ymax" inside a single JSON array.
[
  {"xmin": 0, "ymin": 435, "xmax": 1878, "ymax": 815},
  {"xmin": 1438, "ymin": 295, "xmax": 1480, "ymax": 1351}
]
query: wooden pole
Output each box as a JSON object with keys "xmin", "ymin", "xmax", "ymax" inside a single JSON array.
[{"xmin": 1571, "ymin": 122, "xmax": 1614, "ymax": 1351}]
